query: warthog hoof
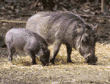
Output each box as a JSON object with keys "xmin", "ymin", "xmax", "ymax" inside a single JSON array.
[
  {"xmin": 50, "ymin": 58, "xmax": 55, "ymax": 65},
  {"xmin": 67, "ymin": 60, "xmax": 73, "ymax": 63}
]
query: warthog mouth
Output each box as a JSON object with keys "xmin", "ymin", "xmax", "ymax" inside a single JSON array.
[
  {"xmin": 84, "ymin": 53, "xmax": 97, "ymax": 65},
  {"xmin": 40, "ymin": 57, "xmax": 49, "ymax": 66}
]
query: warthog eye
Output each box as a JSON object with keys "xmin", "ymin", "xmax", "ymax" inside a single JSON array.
[{"xmin": 81, "ymin": 34, "xmax": 89, "ymax": 43}]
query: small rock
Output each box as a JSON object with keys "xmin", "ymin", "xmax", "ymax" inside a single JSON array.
[
  {"xmin": 15, "ymin": 9, "xmax": 19, "ymax": 13},
  {"xmin": 1, "ymin": 6, "xmax": 5, "ymax": 10},
  {"xmin": 2, "ymin": 23, "xmax": 7, "ymax": 26},
  {"xmin": 51, "ymin": 81, "xmax": 60, "ymax": 84}
]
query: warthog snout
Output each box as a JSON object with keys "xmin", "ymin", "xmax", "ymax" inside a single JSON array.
[{"xmin": 86, "ymin": 56, "xmax": 98, "ymax": 65}]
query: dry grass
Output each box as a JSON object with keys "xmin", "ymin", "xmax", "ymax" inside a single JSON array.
[
  {"xmin": 0, "ymin": 42, "xmax": 110, "ymax": 84},
  {"xmin": 1, "ymin": 42, "xmax": 110, "ymax": 67},
  {"xmin": 96, "ymin": 43, "xmax": 110, "ymax": 65}
]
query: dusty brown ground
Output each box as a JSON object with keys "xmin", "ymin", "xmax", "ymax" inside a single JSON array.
[{"xmin": 0, "ymin": 16, "xmax": 110, "ymax": 84}]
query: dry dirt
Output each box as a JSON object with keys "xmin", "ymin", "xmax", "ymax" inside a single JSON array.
[{"xmin": 0, "ymin": 17, "xmax": 110, "ymax": 84}]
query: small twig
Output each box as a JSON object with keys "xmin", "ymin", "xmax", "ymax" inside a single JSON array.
[
  {"xmin": 30, "ymin": 0, "xmax": 39, "ymax": 10},
  {"xmin": 60, "ymin": 6, "xmax": 68, "ymax": 11}
]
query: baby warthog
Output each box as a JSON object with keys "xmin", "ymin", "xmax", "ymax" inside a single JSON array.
[{"xmin": 5, "ymin": 28, "xmax": 50, "ymax": 66}]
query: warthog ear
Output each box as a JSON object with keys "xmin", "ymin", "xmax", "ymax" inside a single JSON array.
[
  {"xmin": 41, "ymin": 44, "xmax": 46, "ymax": 51},
  {"xmin": 76, "ymin": 24, "xmax": 83, "ymax": 33},
  {"xmin": 41, "ymin": 43, "xmax": 49, "ymax": 54},
  {"xmin": 93, "ymin": 24, "xmax": 98, "ymax": 32}
]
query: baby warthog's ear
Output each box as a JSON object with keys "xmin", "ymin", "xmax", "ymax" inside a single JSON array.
[{"xmin": 41, "ymin": 43, "xmax": 47, "ymax": 51}]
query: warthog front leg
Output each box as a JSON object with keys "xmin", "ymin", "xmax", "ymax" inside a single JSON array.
[
  {"xmin": 24, "ymin": 48, "xmax": 36, "ymax": 64},
  {"xmin": 50, "ymin": 40, "xmax": 61, "ymax": 64},
  {"xmin": 65, "ymin": 43, "xmax": 73, "ymax": 63}
]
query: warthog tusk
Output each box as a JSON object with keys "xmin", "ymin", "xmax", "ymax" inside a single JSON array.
[{"xmin": 84, "ymin": 53, "xmax": 91, "ymax": 59}]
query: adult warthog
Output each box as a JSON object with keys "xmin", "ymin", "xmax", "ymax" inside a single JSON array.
[{"xmin": 26, "ymin": 11, "xmax": 98, "ymax": 65}]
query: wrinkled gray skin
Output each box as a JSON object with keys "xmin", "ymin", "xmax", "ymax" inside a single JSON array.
[
  {"xmin": 26, "ymin": 11, "xmax": 98, "ymax": 65},
  {"xmin": 5, "ymin": 28, "xmax": 50, "ymax": 66}
]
